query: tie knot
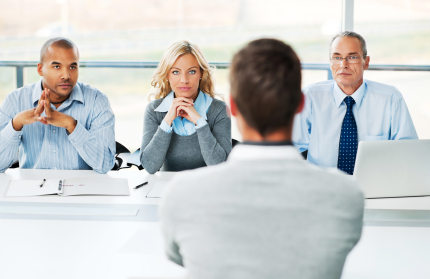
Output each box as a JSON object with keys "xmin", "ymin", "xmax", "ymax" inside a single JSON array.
[{"xmin": 344, "ymin": 96, "xmax": 355, "ymax": 108}]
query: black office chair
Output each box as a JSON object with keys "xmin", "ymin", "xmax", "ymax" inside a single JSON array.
[
  {"xmin": 232, "ymin": 138, "xmax": 240, "ymax": 148},
  {"xmin": 301, "ymin": 150, "xmax": 308, "ymax": 160},
  {"xmin": 10, "ymin": 160, "xmax": 19, "ymax": 169},
  {"xmin": 112, "ymin": 141, "xmax": 132, "ymax": 170}
]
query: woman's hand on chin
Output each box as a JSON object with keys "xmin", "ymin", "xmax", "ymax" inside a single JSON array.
[
  {"xmin": 163, "ymin": 97, "xmax": 194, "ymax": 126},
  {"xmin": 177, "ymin": 105, "xmax": 201, "ymax": 125}
]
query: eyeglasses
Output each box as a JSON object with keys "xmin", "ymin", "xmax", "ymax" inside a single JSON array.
[{"xmin": 331, "ymin": 55, "xmax": 362, "ymax": 64}]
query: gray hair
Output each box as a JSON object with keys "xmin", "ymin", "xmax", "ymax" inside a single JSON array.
[
  {"xmin": 330, "ymin": 31, "xmax": 367, "ymax": 59},
  {"xmin": 40, "ymin": 37, "xmax": 79, "ymax": 63}
]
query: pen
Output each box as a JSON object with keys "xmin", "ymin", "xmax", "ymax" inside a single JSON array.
[
  {"xmin": 134, "ymin": 181, "xmax": 148, "ymax": 190},
  {"xmin": 39, "ymin": 179, "xmax": 46, "ymax": 188}
]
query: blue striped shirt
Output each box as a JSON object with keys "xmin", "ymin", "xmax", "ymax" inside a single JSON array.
[{"xmin": 0, "ymin": 79, "xmax": 116, "ymax": 173}]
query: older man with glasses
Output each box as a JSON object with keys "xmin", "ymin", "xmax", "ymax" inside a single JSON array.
[{"xmin": 293, "ymin": 31, "xmax": 418, "ymax": 174}]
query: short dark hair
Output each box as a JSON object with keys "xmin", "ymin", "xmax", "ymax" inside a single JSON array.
[
  {"xmin": 330, "ymin": 31, "xmax": 367, "ymax": 59},
  {"xmin": 230, "ymin": 38, "xmax": 302, "ymax": 137},
  {"xmin": 40, "ymin": 37, "xmax": 79, "ymax": 63}
]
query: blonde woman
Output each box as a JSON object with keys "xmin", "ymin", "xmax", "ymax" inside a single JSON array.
[{"xmin": 140, "ymin": 41, "xmax": 232, "ymax": 174}]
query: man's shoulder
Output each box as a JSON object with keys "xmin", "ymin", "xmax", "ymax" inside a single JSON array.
[
  {"xmin": 76, "ymin": 82, "xmax": 108, "ymax": 99},
  {"xmin": 7, "ymin": 83, "xmax": 37, "ymax": 98},
  {"xmin": 303, "ymin": 80, "xmax": 335, "ymax": 95},
  {"xmin": 365, "ymin": 79, "xmax": 402, "ymax": 97},
  {"xmin": 162, "ymin": 161, "xmax": 232, "ymax": 201},
  {"xmin": 164, "ymin": 159, "xmax": 363, "ymax": 204},
  {"xmin": 308, "ymin": 164, "xmax": 362, "ymax": 193}
]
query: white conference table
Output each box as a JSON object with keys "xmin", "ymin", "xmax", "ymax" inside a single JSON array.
[
  {"xmin": 343, "ymin": 196, "xmax": 430, "ymax": 279},
  {"xmin": 0, "ymin": 169, "xmax": 186, "ymax": 279},
  {"xmin": 1, "ymin": 169, "xmax": 430, "ymax": 279}
]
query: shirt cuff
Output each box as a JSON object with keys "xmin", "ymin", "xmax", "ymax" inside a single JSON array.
[
  {"xmin": 67, "ymin": 121, "xmax": 89, "ymax": 147},
  {"xmin": 160, "ymin": 120, "xmax": 173, "ymax": 133},
  {"xmin": 196, "ymin": 117, "xmax": 208, "ymax": 129},
  {"xmin": 1, "ymin": 120, "xmax": 23, "ymax": 144}
]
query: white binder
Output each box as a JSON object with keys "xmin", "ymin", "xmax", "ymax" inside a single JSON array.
[{"xmin": 7, "ymin": 177, "xmax": 130, "ymax": 197}]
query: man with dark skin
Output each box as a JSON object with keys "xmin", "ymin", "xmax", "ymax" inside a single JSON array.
[{"xmin": 0, "ymin": 37, "xmax": 115, "ymax": 173}]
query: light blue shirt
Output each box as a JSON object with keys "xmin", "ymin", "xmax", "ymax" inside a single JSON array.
[
  {"xmin": 0, "ymin": 79, "xmax": 116, "ymax": 173},
  {"xmin": 293, "ymin": 79, "xmax": 418, "ymax": 168},
  {"xmin": 155, "ymin": 90, "xmax": 213, "ymax": 136}
]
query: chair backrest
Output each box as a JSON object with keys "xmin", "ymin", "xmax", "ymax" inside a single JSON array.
[
  {"xmin": 10, "ymin": 160, "xmax": 19, "ymax": 169},
  {"xmin": 232, "ymin": 139, "xmax": 240, "ymax": 148},
  {"xmin": 301, "ymin": 150, "xmax": 308, "ymax": 160},
  {"xmin": 112, "ymin": 141, "xmax": 131, "ymax": 171}
]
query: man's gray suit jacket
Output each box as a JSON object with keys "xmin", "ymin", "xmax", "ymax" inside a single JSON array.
[{"xmin": 160, "ymin": 144, "xmax": 364, "ymax": 279}]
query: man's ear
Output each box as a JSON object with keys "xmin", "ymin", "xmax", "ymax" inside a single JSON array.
[
  {"xmin": 364, "ymin": 56, "xmax": 370, "ymax": 70},
  {"xmin": 37, "ymin": 63, "xmax": 43, "ymax": 77},
  {"xmin": 296, "ymin": 92, "xmax": 305, "ymax": 114},
  {"xmin": 229, "ymin": 95, "xmax": 238, "ymax": 117}
]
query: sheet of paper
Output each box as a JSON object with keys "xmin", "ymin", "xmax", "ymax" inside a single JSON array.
[
  {"xmin": 7, "ymin": 179, "xmax": 59, "ymax": 197},
  {"xmin": 62, "ymin": 177, "xmax": 130, "ymax": 196},
  {"xmin": 0, "ymin": 205, "xmax": 138, "ymax": 216},
  {"xmin": 146, "ymin": 181, "xmax": 168, "ymax": 198}
]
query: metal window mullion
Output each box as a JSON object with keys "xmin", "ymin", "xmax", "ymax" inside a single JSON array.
[
  {"xmin": 342, "ymin": 0, "xmax": 354, "ymax": 31},
  {"xmin": 16, "ymin": 66, "xmax": 24, "ymax": 89}
]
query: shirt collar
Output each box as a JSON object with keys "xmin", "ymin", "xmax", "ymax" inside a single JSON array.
[
  {"xmin": 154, "ymin": 90, "xmax": 212, "ymax": 120},
  {"xmin": 32, "ymin": 78, "xmax": 84, "ymax": 106},
  {"xmin": 154, "ymin": 91, "xmax": 175, "ymax": 112},
  {"xmin": 228, "ymin": 144, "xmax": 304, "ymax": 162},
  {"xmin": 242, "ymin": 141, "xmax": 293, "ymax": 146},
  {"xmin": 333, "ymin": 81, "xmax": 366, "ymax": 108}
]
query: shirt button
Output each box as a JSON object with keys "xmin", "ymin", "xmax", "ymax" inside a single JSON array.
[
  {"xmin": 54, "ymin": 167, "xmax": 57, "ymax": 170},
  {"xmin": 53, "ymin": 150, "xmax": 56, "ymax": 153},
  {"xmin": 71, "ymin": 141, "xmax": 74, "ymax": 143},
  {"xmin": 53, "ymin": 130, "xmax": 56, "ymax": 133}
]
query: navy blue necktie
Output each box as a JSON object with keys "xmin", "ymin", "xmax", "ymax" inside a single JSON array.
[{"xmin": 338, "ymin": 96, "xmax": 358, "ymax": 175}]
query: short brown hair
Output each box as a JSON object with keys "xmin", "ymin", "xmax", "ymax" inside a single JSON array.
[{"xmin": 230, "ymin": 39, "xmax": 302, "ymax": 136}]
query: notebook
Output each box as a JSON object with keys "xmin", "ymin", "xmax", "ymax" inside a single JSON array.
[{"xmin": 7, "ymin": 177, "xmax": 130, "ymax": 197}]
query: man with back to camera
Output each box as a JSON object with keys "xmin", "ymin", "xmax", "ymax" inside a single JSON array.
[
  {"xmin": 293, "ymin": 31, "xmax": 417, "ymax": 175},
  {"xmin": 159, "ymin": 39, "xmax": 364, "ymax": 279},
  {"xmin": 0, "ymin": 37, "xmax": 115, "ymax": 173}
]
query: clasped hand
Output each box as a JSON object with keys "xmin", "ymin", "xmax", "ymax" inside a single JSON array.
[
  {"xmin": 163, "ymin": 97, "xmax": 201, "ymax": 126},
  {"xmin": 12, "ymin": 88, "xmax": 77, "ymax": 133}
]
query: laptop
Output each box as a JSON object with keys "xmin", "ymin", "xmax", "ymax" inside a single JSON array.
[{"xmin": 353, "ymin": 139, "xmax": 430, "ymax": 198}]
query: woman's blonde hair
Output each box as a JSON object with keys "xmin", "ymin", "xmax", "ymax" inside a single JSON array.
[{"xmin": 150, "ymin": 40, "xmax": 216, "ymax": 99}]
